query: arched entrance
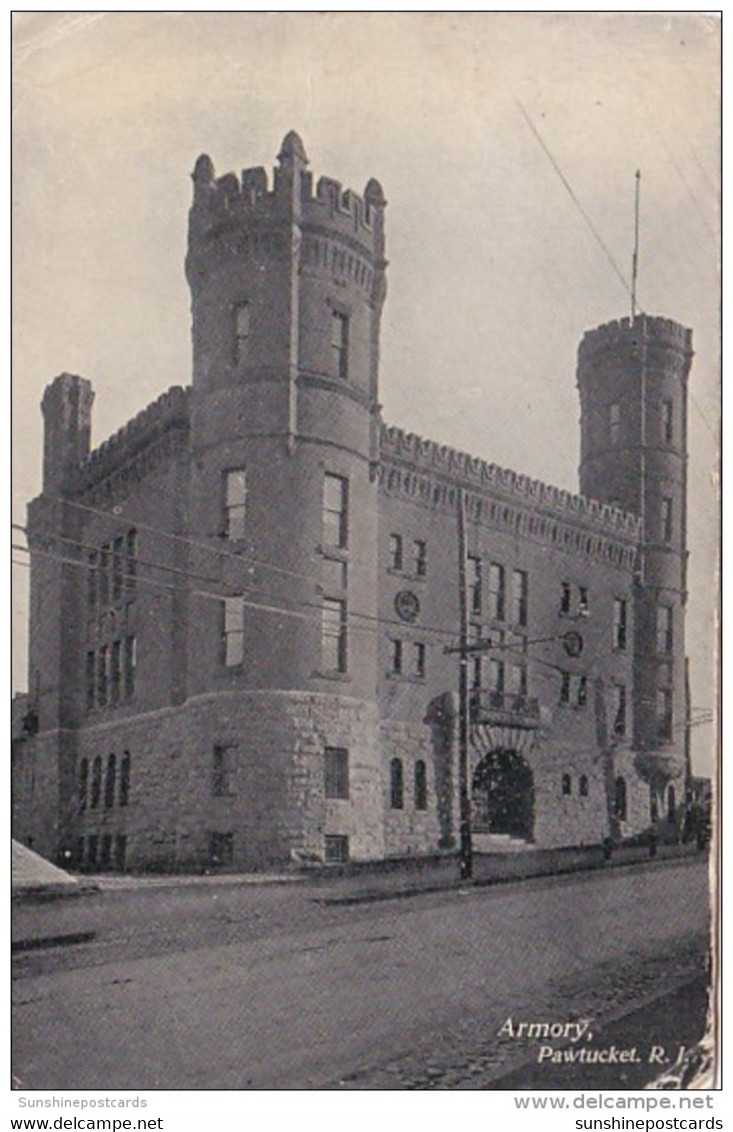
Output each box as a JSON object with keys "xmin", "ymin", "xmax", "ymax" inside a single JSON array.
[{"xmin": 472, "ymin": 749, "xmax": 534, "ymax": 840}]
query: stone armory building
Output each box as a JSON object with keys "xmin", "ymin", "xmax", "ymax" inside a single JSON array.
[{"xmin": 12, "ymin": 133, "xmax": 693, "ymax": 871}]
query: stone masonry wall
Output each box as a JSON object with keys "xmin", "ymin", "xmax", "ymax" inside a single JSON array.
[{"xmin": 73, "ymin": 689, "xmax": 383, "ymax": 871}]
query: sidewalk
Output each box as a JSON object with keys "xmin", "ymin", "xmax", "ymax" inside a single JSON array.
[
  {"xmin": 312, "ymin": 838, "xmax": 705, "ymax": 905},
  {"xmin": 12, "ymin": 839, "xmax": 706, "ymax": 953}
]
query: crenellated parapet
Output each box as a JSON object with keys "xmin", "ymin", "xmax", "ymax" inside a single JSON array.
[
  {"xmin": 187, "ymin": 132, "xmax": 386, "ymax": 279},
  {"xmin": 578, "ymin": 314, "xmax": 693, "ymax": 374},
  {"xmin": 68, "ymin": 386, "xmax": 190, "ymax": 494},
  {"xmin": 379, "ymin": 422, "xmax": 641, "ymax": 568}
]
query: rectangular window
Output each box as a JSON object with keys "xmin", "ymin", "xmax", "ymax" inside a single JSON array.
[
  {"xmin": 389, "ymin": 533, "xmax": 403, "ymax": 571},
  {"xmin": 210, "ymin": 832, "xmax": 234, "ymax": 867},
  {"xmin": 331, "ymin": 310, "xmax": 349, "ymax": 379},
  {"xmin": 467, "ymin": 555, "xmax": 482, "ymax": 617},
  {"xmin": 323, "ymin": 474, "xmax": 348, "ymax": 549},
  {"xmin": 223, "ymin": 597, "xmax": 245, "ymax": 667},
  {"xmin": 112, "ymin": 535, "xmax": 124, "ymax": 601},
  {"xmin": 488, "ymin": 563, "xmax": 505, "ymax": 621},
  {"xmin": 119, "ymin": 752, "xmax": 131, "ymax": 807},
  {"xmin": 91, "ymin": 758, "xmax": 102, "ymax": 809},
  {"xmin": 560, "ymin": 581, "xmax": 572, "ymax": 614},
  {"xmin": 661, "ymin": 497, "xmax": 673, "ymax": 543},
  {"xmin": 489, "ymin": 658, "xmax": 505, "ymax": 695},
  {"xmin": 413, "ymin": 642, "xmax": 426, "ymax": 679},
  {"xmin": 114, "ymin": 834, "xmax": 127, "ymax": 871},
  {"xmin": 97, "ymin": 645, "xmax": 109, "ymax": 707},
  {"xmin": 391, "ymin": 638, "xmax": 403, "ymax": 674},
  {"xmin": 414, "ymin": 761, "xmax": 428, "ymax": 811},
  {"xmin": 612, "ymin": 684, "xmax": 627, "ymax": 737},
  {"xmin": 560, "ymin": 671, "xmax": 571, "ymax": 704},
  {"xmin": 469, "ymin": 625, "xmax": 482, "ymax": 690},
  {"xmin": 511, "ymin": 569, "xmax": 528, "ymax": 627},
  {"xmin": 656, "ymin": 688, "xmax": 673, "ymax": 740},
  {"xmin": 577, "ymin": 675, "xmax": 588, "ymax": 707},
  {"xmin": 126, "ymin": 529, "xmax": 137, "ymax": 593},
  {"xmin": 322, "ymin": 597, "xmax": 347, "ymax": 672},
  {"xmin": 324, "ymin": 834, "xmax": 349, "ymax": 863},
  {"xmin": 324, "ymin": 747, "xmax": 349, "ymax": 800},
  {"xmin": 123, "ymin": 636, "xmax": 137, "ymax": 699},
  {"xmin": 657, "ymin": 605, "xmax": 673, "ymax": 654},
  {"xmin": 99, "ymin": 544, "xmax": 110, "ymax": 606},
  {"xmin": 609, "ymin": 402, "xmax": 621, "ymax": 445},
  {"xmin": 661, "ymin": 399, "xmax": 673, "ymax": 444},
  {"xmin": 613, "ymin": 598, "xmax": 627, "ymax": 650},
  {"xmin": 110, "ymin": 640, "xmax": 122, "ymax": 706},
  {"xmin": 104, "ymin": 755, "xmax": 116, "ymax": 810},
  {"xmin": 86, "ymin": 651, "xmax": 96, "ymax": 710},
  {"xmin": 212, "ymin": 744, "xmax": 234, "ymax": 797},
  {"xmin": 507, "ymin": 663, "xmax": 527, "ymax": 697},
  {"xmin": 224, "ymin": 470, "xmax": 247, "ymax": 540},
  {"xmin": 414, "ymin": 540, "xmax": 427, "ymax": 578},
  {"xmin": 578, "ymin": 586, "xmax": 589, "ymax": 616},
  {"xmin": 233, "ymin": 302, "xmax": 249, "ymax": 364},
  {"xmin": 87, "ymin": 552, "xmax": 97, "ymax": 619},
  {"xmin": 322, "ymin": 557, "xmax": 346, "ymax": 592}
]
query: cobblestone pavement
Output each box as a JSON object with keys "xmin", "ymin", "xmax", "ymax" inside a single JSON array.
[
  {"xmin": 13, "ymin": 858, "xmax": 710, "ymax": 1089},
  {"xmin": 332, "ymin": 941, "xmax": 708, "ymax": 1089}
]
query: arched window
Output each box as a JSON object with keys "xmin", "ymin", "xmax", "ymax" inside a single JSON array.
[
  {"xmin": 78, "ymin": 758, "xmax": 89, "ymax": 812},
  {"xmin": 579, "ymin": 774, "xmax": 589, "ymax": 797},
  {"xmin": 119, "ymin": 752, "xmax": 131, "ymax": 807},
  {"xmin": 91, "ymin": 756, "xmax": 102, "ymax": 809},
  {"xmin": 614, "ymin": 776, "xmax": 627, "ymax": 822},
  {"xmin": 390, "ymin": 758, "xmax": 404, "ymax": 810},
  {"xmin": 414, "ymin": 760, "xmax": 427, "ymax": 811},
  {"xmin": 104, "ymin": 754, "xmax": 117, "ymax": 810},
  {"xmin": 667, "ymin": 784, "xmax": 676, "ymax": 825},
  {"xmin": 561, "ymin": 773, "xmax": 572, "ymax": 796}
]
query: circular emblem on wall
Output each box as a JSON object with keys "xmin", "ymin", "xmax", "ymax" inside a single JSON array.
[
  {"xmin": 562, "ymin": 630, "xmax": 584, "ymax": 658},
  {"xmin": 395, "ymin": 590, "xmax": 420, "ymax": 622}
]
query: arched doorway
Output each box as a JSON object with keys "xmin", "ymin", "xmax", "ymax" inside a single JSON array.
[{"xmin": 472, "ymin": 749, "xmax": 534, "ymax": 840}]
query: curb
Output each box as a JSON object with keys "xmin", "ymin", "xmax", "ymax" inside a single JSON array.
[
  {"xmin": 12, "ymin": 930, "xmax": 97, "ymax": 954},
  {"xmin": 317, "ymin": 848, "xmax": 705, "ymax": 907}
]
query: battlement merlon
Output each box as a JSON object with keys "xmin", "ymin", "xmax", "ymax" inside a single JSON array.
[
  {"xmin": 379, "ymin": 422, "xmax": 643, "ymax": 543},
  {"xmin": 188, "ymin": 132, "xmax": 387, "ymax": 262},
  {"xmin": 578, "ymin": 314, "xmax": 693, "ymax": 374},
  {"xmin": 61, "ymin": 386, "xmax": 190, "ymax": 494}
]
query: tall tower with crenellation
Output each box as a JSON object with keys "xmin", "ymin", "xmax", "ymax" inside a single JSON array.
[
  {"xmin": 577, "ymin": 314, "xmax": 693, "ymax": 824},
  {"xmin": 183, "ymin": 132, "xmax": 388, "ymax": 864}
]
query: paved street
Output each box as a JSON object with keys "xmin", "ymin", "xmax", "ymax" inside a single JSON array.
[{"xmin": 12, "ymin": 857, "xmax": 710, "ymax": 1090}]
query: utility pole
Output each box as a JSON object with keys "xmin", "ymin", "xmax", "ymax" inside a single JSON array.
[
  {"xmin": 456, "ymin": 488, "xmax": 473, "ymax": 880},
  {"xmin": 447, "ymin": 490, "xmax": 585, "ymax": 880}
]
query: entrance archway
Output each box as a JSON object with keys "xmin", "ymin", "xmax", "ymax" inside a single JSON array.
[{"xmin": 472, "ymin": 749, "xmax": 534, "ymax": 840}]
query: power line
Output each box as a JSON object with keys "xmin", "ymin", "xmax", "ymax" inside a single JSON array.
[
  {"xmin": 514, "ymin": 96, "xmax": 633, "ymax": 302},
  {"xmin": 10, "ymin": 538, "xmax": 452, "ymax": 644}
]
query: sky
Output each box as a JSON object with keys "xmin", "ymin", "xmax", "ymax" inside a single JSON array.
[{"xmin": 11, "ymin": 12, "xmax": 720, "ymax": 772}]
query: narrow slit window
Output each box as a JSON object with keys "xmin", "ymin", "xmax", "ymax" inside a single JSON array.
[
  {"xmin": 224, "ymin": 470, "xmax": 247, "ymax": 540},
  {"xmin": 234, "ymin": 302, "xmax": 250, "ymax": 364},
  {"xmin": 223, "ymin": 598, "xmax": 245, "ymax": 667},
  {"xmin": 331, "ymin": 310, "xmax": 349, "ymax": 378},
  {"xmin": 323, "ymin": 474, "xmax": 348, "ymax": 549},
  {"xmin": 322, "ymin": 597, "xmax": 347, "ymax": 673}
]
